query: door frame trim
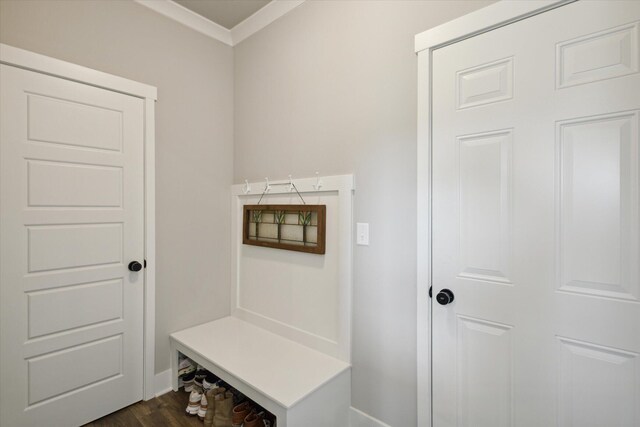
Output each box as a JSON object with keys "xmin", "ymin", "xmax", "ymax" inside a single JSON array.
[
  {"xmin": 0, "ymin": 43, "xmax": 158, "ymax": 401},
  {"xmin": 414, "ymin": 1, "xmax": 572, "ymax": 425}
]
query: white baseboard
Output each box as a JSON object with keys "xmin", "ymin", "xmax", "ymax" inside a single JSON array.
[
  {"xmin": 154, "ymin": 369, "xmax": 173, "ymax": 397},
  {"xmin": 350, "ymin": 407, "xmax": 392, "ymax": 427}
]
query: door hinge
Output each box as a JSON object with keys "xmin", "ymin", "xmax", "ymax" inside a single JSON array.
[
  {"xmin": 429, "ymin": 285, "xmax": 432, "ymax": 299},
  {"xmin": 144, "ymin": 259, "xmax": 147, "ymax": 269}
]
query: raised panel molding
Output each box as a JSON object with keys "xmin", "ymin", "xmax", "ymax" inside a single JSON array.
[
  {"xmin": 458, "ymin": 130, "xmax": 512, "ymax": 284},
  {"xmin": 27, "ymin": 223, "xmax": 123, "ymax": 273},
  {"xmin": 457, "ymin": 57, "xmax": 513, "ymax": 109},
  {"xmin": 556, "ymin": 111, "xmax": 639, "ymax": 301},
  {"xmin": 27, "ymin": 279, "xmax": 123, "ymax": 339},
  {"xmin": 27, "ymin": 335, "xmax": 123, "ymax": 405},
  {"xmin": 27, "ymin": 93, "xmax": 123, "ymax": 151},
  {"xmin": 27, "ymin": 160, "xmax": 123, "ymax": 208},
  {"xmin": 457, "ymin": 316, "xmax": 513, "ymax": 427},
  {"xmin": 557, "ymin": 337, "xmax": 639, "ymax": 427},
  {"xmin": 557, "ymin": 21, "xmax": 639, "ymax": 88}
]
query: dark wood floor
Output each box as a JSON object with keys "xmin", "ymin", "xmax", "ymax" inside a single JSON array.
[{"xmin": 83, "ymin": 390, "xmax": 203, "ymax": 427}]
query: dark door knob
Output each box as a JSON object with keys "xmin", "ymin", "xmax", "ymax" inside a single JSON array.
[
  {"xmin": 128, "ymin": 261, "xmax": 143, "ymax": 272},
  {"xmin": 436, "ymin": 289, "xmax": 455, "ymax": 305}
]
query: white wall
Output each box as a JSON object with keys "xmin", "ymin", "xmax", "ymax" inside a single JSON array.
[
  {"xmin": 0, "ymin": 0, "xmax": 235, "ymax": 374},
  {"xmin": 233, "ymin": 1, "xmax": 492, "ymax": 425}
]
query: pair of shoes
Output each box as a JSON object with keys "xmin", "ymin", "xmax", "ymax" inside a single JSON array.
[
  {"xmin": 203, "ymin": 386, "xmax": 226, "ymax": 426},
  {"xmin": 182, "ymin": 371, "xmax": 196, "ymax": 392},
  {"xmin": 184, "ymin": 368, "xmax": 211, "ymax": 417},
  {"xmin": 232, "ymin": 402, "xmax": 271, "ymax": 427},
  {"xmin": 244, "ymin": 410, "xmax": 266, "ymax": 427},
  {"xmin": 211, "ymin": 389, "xmax": 234, "ymax": 427},
  {"xmin": 186, "ymin": 385, "xmax": 204, "ymax": 416},
  {"xmin": 178, "ymin": 355, "xmax": 197, "ymax": 377},
  {"xmin": 182, "ymin": 365, "xmax": 208, "ymax": 393},
  {"xmin": 197, "ymin": 387, "xmax": 209, "ymax": 420},
  {"xmin": 203, "ymin": 372, "xmax": 219, "ymax": 392},
  {"xmin": 232, "ymin": 402, "xmax": 251, "ymax": 427},
  {"xmin": 186, "ymin": 374, "xmax": 222, "ymax": 420},
  {"xmin": 194, "ymin": 368, "xmax": 208, "ymax": 390},
  {"xmin": 198, "ymin": 376, "xmax": 221, "ymax": 421}
]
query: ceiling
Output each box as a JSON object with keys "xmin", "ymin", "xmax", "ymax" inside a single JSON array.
[{"xmin": 174, "ymin": 0, "xmax": 272, "ymax": 29}]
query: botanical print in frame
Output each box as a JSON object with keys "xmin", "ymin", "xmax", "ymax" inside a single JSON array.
[{"xmin": 243, "ymin": 204, "xmax": 326, "ymax": 254}]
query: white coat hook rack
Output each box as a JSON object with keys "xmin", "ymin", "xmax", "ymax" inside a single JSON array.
[
  {"xmin": 313, "ymin": 172, "xmax": 323, "ymax": 191},
  {"xmin": 255, "ymin": 175, "xmax": 308, "ymax": 205},
  {"xmin": 243, "ymin": 180, "xmax": 251, "ymax": 194},
  {"xmin": 257, "ymin": 177, "xmax": 272, "ymax": 205}
]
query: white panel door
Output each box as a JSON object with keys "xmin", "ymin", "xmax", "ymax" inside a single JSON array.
[
  {"xmin": 0, "ymin": 64, "xmax": 145, "ymax": 426},
  {"xmin": 432, "ymin": 1, "xmax": 640, "ymax": 426}
]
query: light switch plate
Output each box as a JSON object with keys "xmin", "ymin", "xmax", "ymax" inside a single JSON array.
[{"xmin": 356, "ymin": 223, "xmax": 369, "ymax": 246}]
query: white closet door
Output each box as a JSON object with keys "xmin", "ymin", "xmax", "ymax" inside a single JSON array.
[
  {"xmin": 432, "ymin": 1, "xmax": 640, "ymax": 426},
  {"xmin": 0, "ymin": 64, "xmax": 145, "ymax": 426}
]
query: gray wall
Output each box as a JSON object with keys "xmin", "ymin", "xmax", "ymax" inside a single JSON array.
[
  {"xmin": 233, "ymin": 1, "xmax": 491, "ymax": 425},
  {"xmin": 0, "ymin": 0, "xmax": 235, "ymax": 374}
]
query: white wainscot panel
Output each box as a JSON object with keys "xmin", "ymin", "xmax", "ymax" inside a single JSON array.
[
  {"xmin": 27, "ymin": 93, "xmax": 122, "ymax": 151},
  {"xmin": 457, "ymin": 57, "xmax": 513, "ymax": 109},
  {"xmin": 557, "ymin": 21, "xmax": 639, "ymax": 88},
  {"xmin": 558, "ymin": 337, "xmax": 639, "ymax": 427},
  {"xmin": 458, "ymin": 130, "xmax": 512, "ymax": 284},
  {"xmin": 27, "ymin": 279, "xmax": 123, "ymax": 339},
  {"xmin": 28, "ymin": 223, "xmax": 123, "ymax": 272},
  {"xmin": 457, "ymin": 316, "xmax": 513, "ymax": 427},
  {"xmin": 27, "ymin": 335, "xmax": 122, "ymax": 405},
  {"xmin": 27, "ymin": 160, "xmax": 122, "ymax": 207},
  {"xmin": 557, "ymin": 112, "xmax": 639, "ymax": 301},
  {"xmin": 239, "ymin": 193, "xmax": 340, "ymax": 344}
]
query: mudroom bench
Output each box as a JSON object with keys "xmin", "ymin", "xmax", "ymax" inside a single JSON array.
[{"xmin": 170, "ymin": 316, "xmax": 351, "ymax": 427}]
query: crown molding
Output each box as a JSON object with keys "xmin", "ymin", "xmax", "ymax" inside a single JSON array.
[
  {"xmin": 230, "ymin": 0, "xmax": 305, "ymax": 45},
  {"xmin": 134, "ymin": 0, "xmax": 305, "ymax": 47},
  {"xmin": 135, "ymin": 0, "xmax": 232, "ymax": 45}
]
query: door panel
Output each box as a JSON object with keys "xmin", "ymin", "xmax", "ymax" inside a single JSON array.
[
  {"xmin": 27, "ymin": 223, "xmax": 124, "ymax": 272},
  {"xmin": 432, "ymin": 1, "xmax": 640, "ymax": 426},
  {"xmin": 557, "ymin": 112, "xmax": 638, "ymax": 301},
  {"xmin": 557, "ymin": 337, "xmax": 638, "ymax": 427},
  {"xmin": 456, "ymin": 316, "xmax": 513, "ymax": 427},
  {"xmin": 458, "ymin": 129, "xmax": 512, "ymax": 284},
  {"xmin": 27, "ymin": 160, "xmax": 123, "ymax": 207},
  {"xmin": 0, "ymin": 64, "xmax": 144, "ymax": 426},
  {"xmin": 27, "ymin": 335, "xmax": 123, "ymax": 405},
  {"xmin": 26, "ymin": 91, "xmax": 123, "ymax": 151},
  {"xmin": 27, "ymin": 278, "xmax": 123, "ymax": 338},
  {"xmin": 556, "ymin": 21, "xmax": 639, "ymax": 88}
]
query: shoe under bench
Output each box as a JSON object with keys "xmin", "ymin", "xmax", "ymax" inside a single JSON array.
[{"xmin": 170, "ymin": 316, "xmax": 351, "ymax": 427}]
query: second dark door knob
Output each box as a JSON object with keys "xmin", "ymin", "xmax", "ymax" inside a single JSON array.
[
  {"xmin": 128, "ymin": 261, "xmax": 143, "ymax": 272},
  {"xmin": 436, "ymin": 288, "xmax": 455, "ymax": 305}
]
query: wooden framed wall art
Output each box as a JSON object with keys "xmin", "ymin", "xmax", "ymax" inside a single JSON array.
[{"xmin": 243, "ymin": 204, "xmax": 326, "ymax": 254}]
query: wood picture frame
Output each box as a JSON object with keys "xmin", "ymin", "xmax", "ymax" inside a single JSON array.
[{"xmin": 242, "ymin": 204, "xmax": 326, "ymax": 254}]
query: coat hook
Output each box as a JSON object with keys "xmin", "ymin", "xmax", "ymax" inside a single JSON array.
[
  {"xmin": 243, "ymin": 179, "xmax": 251, "ymax": 194},
  {"xmin": 264, "ymin": 177, "xmax": 271, "ymax": 192},
  {"xmin": 289, "ymin": 174, "xmax": 294, "ymax": 192},
  {"xmin": 313, "ymin": 172, "xmax": 323, "ymax": 190}
]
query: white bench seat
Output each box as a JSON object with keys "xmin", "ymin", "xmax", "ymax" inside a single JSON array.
[{"xmin": 170, "ymin": 316, "xmax": 351, "ymax": 426}]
